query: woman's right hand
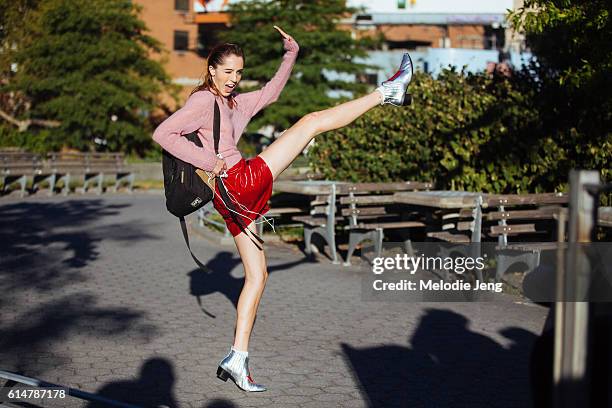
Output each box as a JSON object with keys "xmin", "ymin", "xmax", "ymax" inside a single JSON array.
[{"xmin": 212, "ymin": 158, "xmax": 227, "ymax": 176}]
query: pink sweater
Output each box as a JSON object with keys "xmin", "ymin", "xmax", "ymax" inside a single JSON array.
[{"xmin": 153, "ymin": 38, "xmax": 299, "ymax": 171}]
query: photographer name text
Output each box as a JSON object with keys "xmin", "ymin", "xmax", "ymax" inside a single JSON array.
[{"xmin": 372, "ymin": 279, "xmax": 502, "ymax": 293}]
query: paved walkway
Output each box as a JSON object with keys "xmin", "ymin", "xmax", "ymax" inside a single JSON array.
[{"xmin": 0, "ymin": 193, "xmax": 548, "ymax": 407}]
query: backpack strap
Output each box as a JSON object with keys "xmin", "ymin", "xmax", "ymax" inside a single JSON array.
[
  {"xmin": 213, "ymin": 101, "xmax": 221, "ymax": 153},
  {"xmin": 179, "ymin": 216, "xmax": 208, "ymax": 270}
]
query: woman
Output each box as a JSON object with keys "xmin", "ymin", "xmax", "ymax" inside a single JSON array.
[{"xmin": 153, "ymin": 26, "xmax": 413, "ymax": 392}]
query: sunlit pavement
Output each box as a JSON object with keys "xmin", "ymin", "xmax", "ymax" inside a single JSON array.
[{"xmin": 0, "ymin": 193, "xmax": 547, "ymax": 408}]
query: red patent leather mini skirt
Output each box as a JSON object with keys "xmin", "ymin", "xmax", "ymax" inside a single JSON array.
[{"xmin": 213, "ymin": 156, "xmax": 273, "ymax": 237}]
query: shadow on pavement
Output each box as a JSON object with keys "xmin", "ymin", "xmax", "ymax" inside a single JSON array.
[
  {"xmin": 342, "ymin": 308, "xmax": 537, "ymax": 408},
  {"xmin": 0, "ymin": 293, "xmax": 158, "ymax": 378},
  {"xmin": 0, "ymin": 200, "xmax": 158, "ymax": 298},
  {"xmin": 0, "ymin": 199, "xmax": 160, "ymax": 377},
  {"xmin": 86, "ymin": 358, "xmax": 178, "ymax": 408},
  {"xmin": 188, "ymin": 250, "xmax": 317, "ymax": 316}
]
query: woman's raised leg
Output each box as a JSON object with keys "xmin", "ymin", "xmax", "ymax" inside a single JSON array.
[
  {"xmin": 259, "ymin": 52, "xmax": 414, "ymax": 180},
  {"xmin": 259, "ymin": 91, "xmax": 382, "ymax": 180}
]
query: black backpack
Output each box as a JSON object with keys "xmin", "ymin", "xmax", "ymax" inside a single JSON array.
[{"xmin": 162, "ymin": 100, "xmax": 264, "ymax": 267}]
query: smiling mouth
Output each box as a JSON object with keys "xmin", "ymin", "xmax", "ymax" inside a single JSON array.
[{"xmin": 224, "ymin": 83, "xmax": 236, "ymax": 92}]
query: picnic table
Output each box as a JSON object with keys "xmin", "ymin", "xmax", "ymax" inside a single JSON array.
[
  {"xmin": 392, "ymin": 191, "xmax": 568, "ymax": 241},
  {"xmin": 198, "ymin": 181, "xmax": 346, "ymax": 240},
  {"xmin": 392, "ymin": 190, "xmax": 484, "ymax": 243},
  {"xmin": 272, "ymin": 180, "xmax": 434, "ymax": 264},
  {"xmin": 393, "ymin": 190, "xmax": 570, "ymax": 280},
  {"xmin": 392, "ymin": 190, "xmax": 568, "ymax": 209},
  {"xmin": 392, "ymin": 190, "xmax": 483, "ymax": 209},
  {"xmin": 271, "ymin": 180, "xmax": 347, "ymax": 263},
  {"xmin": 273, "ymin": 180, "xmax": 433, "ymax": 196},
  {"xmin": 273, "ymin": 180, "xmax": 348, "ymax": 195}
]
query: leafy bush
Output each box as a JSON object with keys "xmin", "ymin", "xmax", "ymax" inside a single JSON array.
[
  {"xmin": 308, "ymin": 68, "xmax": 609, "ymax": 193},
  {"xmin": 0, "ymin": 125, "xmax": 61, "ymax": 153}
]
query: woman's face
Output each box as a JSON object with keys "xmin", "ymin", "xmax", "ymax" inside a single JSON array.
[{"xmin": 209, "ymin": 54, "xmax": 244, "ymax": 97}]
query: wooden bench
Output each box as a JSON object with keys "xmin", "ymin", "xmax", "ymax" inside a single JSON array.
[
  {"xmin": 425, "ymin": 197, "xmax": 484, "ymax": 244},
  {"xmin": 338, "ymin": 181, "xmax": 433, "ymax": 265},
  {"xmin": 422, "ymin": 193, "xmax": 568, "ymax": 280},
  {"xmin": 483, "ymin": 195, "xmax": 567, "ymax": 242},
  {"xmin": 0, "ymin": 151, "xmax": 57, "ymax": 197},
  {"xmin": 48, "ymin": 152, "xmax": 134, "ymax": 194},
  {"xmin": 482, "ymin": 193, "xmax": 568, "ymax": 280},
  {"xmin": 292, "ymin": 185, "xmax": 341, "ymax": 263},
  {"xmin": 253, "ymin": 192, "xmax": 310, "ymax": 236},
  {"xmin": 255, "ymin": 207, "xmax": 305, "ymax": 236},
  {"xmin": 424, "ymin": 193, "xmax": 568, "ymax": 244},
  {"xmin": 1, "ymin": 150, "xmax": 134, "ymax": 196}
]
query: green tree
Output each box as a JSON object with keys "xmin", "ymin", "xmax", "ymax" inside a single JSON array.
[
  {"xmin": 0, "ymin": 0, "xmax": 178, "ymax": 154},
  {"xmin": 510, "ymin": 0, "xmax": 611, "ymax": 183},
  {"xmin": 0, "ymin": 0, "xmax": 45, "ymax": 148},
  {"xmin": 220, "ymin": 0, "xmax": 377, "ymax": 133}
]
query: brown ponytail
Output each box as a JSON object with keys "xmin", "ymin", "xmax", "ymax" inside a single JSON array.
[{"xmin": 191, "ymin": 43, "xmax": 244, "ymax": 109}]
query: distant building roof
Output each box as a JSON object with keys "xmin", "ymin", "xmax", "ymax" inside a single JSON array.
[
  {"xmin": 347, "ymin": 0, "xmax": 513, "ymax": 14},
  {"xmin": 352, "ymin": 13, "xmax": 507, "ymax": 26}
]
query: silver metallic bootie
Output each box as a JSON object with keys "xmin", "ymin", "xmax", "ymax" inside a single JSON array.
[
  {"xmin": 217, "ymin": 348, "xmax": 267, "ymax": 392},
  {"xmin": 376, "ymin": 52, "xmax": 414, "ymax": 106}
]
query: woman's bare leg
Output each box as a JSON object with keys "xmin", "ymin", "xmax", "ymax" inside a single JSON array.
[
  {"xmin": 229, "ymin": 91, "xmax": 382, "ymax": 347},
  {"xmin": 231, "ymin": 220, "xmax": 268, "ymax": 351},
  {"xmin": 259, "ymin": 91, "xmax": 382, "ymax": 180}
]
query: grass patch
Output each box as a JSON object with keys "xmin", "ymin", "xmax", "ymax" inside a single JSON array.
[
  {"xmin": 133, "ymin": 179, "xmax": 164, "ymax": 190},
  {"xmin": 272, "ymin": 225, "xmax": 304, "ymax": 242}
]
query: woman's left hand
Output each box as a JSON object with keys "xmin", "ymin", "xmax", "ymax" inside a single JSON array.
[
  {"xmin": 274, "ymin": 25, "xmax": 299, "ymax": 52},
  {"xmin": 273, "ymin": 25, "xmax": 294, "ymax": 42}
]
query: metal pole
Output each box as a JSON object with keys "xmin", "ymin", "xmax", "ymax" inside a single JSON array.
[{"xmin": 554, "ymin": 170, "xmax": 599, "ymax": 408}]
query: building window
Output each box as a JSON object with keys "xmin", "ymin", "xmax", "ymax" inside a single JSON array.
[
  {"xmin": 386, "ymin": 40, "xmax": 432, "ymax": 50},
  {"xmin": 484, "ymin": 26, "xmax": 505, "ymax": 50},
  {"xmin": 175, "ymin": 0, "xmax": 189, "ymax": 12},
  {"xmin": 197, "ymin": 24, "xmax": 225, "ymax": 57},
  {"xmin": 174, "ymin": 31, "xmax": 189, "ymax": 51}
]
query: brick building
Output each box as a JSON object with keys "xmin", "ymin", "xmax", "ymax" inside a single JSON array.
[
  {"xmin": 342, "ymin": 1, "xmax": 516, "ymax": 81},
  {"xmin": 135, "ymin": 0, "xmax": 523, "ymax": 105},
  {"xmin": 343, "ymin": 0, "xmax": 512, "ymax": 51},
  {"xmin": 343, "ymin": 13, "xmax": 506, "ymax": 51},
  {"xmin": 132, "ymin": 0, "xmax": 231, "ymax": 106}
]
